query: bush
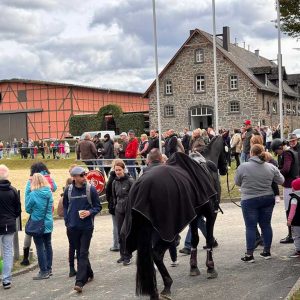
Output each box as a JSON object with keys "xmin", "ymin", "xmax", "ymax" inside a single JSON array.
[
  {"xmin": 69, "ymin": 115, "xmax": 99, "ymax": 136},
  {"xmin": 116, "ymin": 113, "xmax": 145, "ymax": 136}
]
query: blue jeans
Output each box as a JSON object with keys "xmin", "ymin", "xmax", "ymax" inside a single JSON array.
[
  {"xmin": 0, "ymin": 233, "xmax": 14, "ymax": 284},
  {"xmin": 184, "ymin": 216, "xmax": 207, "ymax": 249},
  {"xmin": 33, "ymin": 233, "xmax": 53, "ymax": 274},
  {"xmin": 241, "ymin": 195, "xmax": 275, "ymax": 253},
  {"xmin": 126, "ymin": 159, "xmax": 136, "ymax": 179}
]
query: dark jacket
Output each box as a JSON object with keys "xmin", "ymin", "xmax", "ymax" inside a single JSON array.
[
  {"xmin": 94, "ymin": 140, "xmax": 104, "ymax": 159},
  {"xmin": 63, "ymin": 183, "xmax": 101, "ymax": 230},
  {"xmin": 292, "ymin": 143, "xmax": 300, "ymax": 176},
  {"xmin": 182, "ymin": 134, "xmax": 191, "ymax": 153},
  {"xmin": 102, "ymin": 139, "xmax": 114, "ymax": 159},
  {"xmin": 148, "ymin": 137, "xmax": 159, "ymax": 152},
  {"xmin": 143, "ymin": 161, "xmax": 162, "ymax": 174},
  {"xmin": 243, "ymin": 127, "xmax": 254, "ymax": 154},
  {"xmin": 77, "ymin": 139, "xmax": 97, "ymax": 160},
  {"xmin": 0, "ymin": 180, "xmax": 21, "ymax": 235},
  {"xmin": 165, "ymin": 134, "xmax": 178, "ymax": 157},
  {"xmin": 112, "ymin": 174, "xmax": 134, "ymax": 214},
  {"xmin": 118, "ymin": 141, "xmax": 128, "ymax": 159},
  {"xmin": 287, "ymin": 192, "xmax": 300, "ymax": 226},
  {"xmin": 106, "ymin": 171, "xmax": 117, "ymax": 215},
  {"xmin": 278, "ymin": 149, "xmax": 299, "ymax": 188}
]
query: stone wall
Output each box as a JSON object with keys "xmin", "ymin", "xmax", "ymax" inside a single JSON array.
[{"xmin": 148, "ymin": 31, "xmax": 300, "ymax": 133}]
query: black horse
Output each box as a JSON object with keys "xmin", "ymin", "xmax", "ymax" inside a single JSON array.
[{"xmin": 123, "ymin": 148, "xmax": 227, "ymax": 299}]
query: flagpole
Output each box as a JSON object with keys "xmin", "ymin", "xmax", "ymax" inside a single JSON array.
[
  {"xmin": 212, "ymin": 0, "xmax": 219, "ymax": 133},
  {"xmin": 276, "ymin": 0, "xmax": 284, "ymax": 139},
  {"xmin": 152, "ymin": 0, "xmax": 162, "ymax": 152}
]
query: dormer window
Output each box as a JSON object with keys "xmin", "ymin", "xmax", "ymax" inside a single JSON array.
[{"xmin": 195, "ymin": 49, "xmax": 204, "ymax": 63}]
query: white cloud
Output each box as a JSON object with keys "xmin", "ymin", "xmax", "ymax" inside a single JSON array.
[{"xmin": 0, "ymin": 0, "xmax": 298, "ymax": 93}]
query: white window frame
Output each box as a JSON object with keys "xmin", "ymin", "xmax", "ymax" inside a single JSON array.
[
  {"xmin": 230, "ymin": 75, "xmax": 238, "ymax": 90},
  {"xmin": 229, "ymin": 101, "xmax": 240, "ymax": 113},
  {"xmin": 164, "ymin": 105, "xmax": 175, "ymax": 117},
  {"xmin": 165, "ymin": 80, "xmax": 173, "ymax": 95},
  {"xmin": 195, "ymin": 74, "xmax": 205, "ymax": 92},
  {"xmin": 195, "ymin": 49, "xmax": 204, "ymax": 63},
  {"xmin": 287, "ymin": 103, "xmax": 291, "ymax": 115},
  {"xmin": 272, "ymin": 102, "xmax": 277, "ymax": 114}
]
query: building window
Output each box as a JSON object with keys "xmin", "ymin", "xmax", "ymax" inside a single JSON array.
[
  {"xmin": 195, "ymin": 49, "xmax": 204, "ymax": 63},
  {"xmin": 164, "ymin": 105, "xmax": 175, "ymax": 117},
  {"xmin": 293, "ymin": 105, "xmax": 297, "ymax": 115},
  {"xmin": 262, "ymin": 94, "xmax": 265, "ymax": 110},
  {"xmin": 286, "ymin": 103, "xmax": 291, "ymax": 115},
  {"xmin": 272, "ymin": 102, "xmax": 277, "ymax": 114},
  {"xmin": 267, "ymin": 101, "xmax": 270, "ymax": 114},
  {"xmin": 195, "ymin": 74, "xmax": 205, "ymax": 92},
  {"xmin": 165, "ymin": 80, "xmax": 173, "ymax": 95},
  {"xmin": 18, "ymin": 90, "xmax": 27, "ymax": 102},
  {"xmin": 229, "ymin": 75, "xmax": 238, "ymax": 90},
  {"xmin": 229, "ymin": 101, "xmax": 240, "ymax": 113}
]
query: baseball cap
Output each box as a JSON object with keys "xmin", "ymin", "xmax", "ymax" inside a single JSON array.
[
  {"xmin": 70, "ymin": 166, "xmax": 86, "ymax": 176},
  {"xmin": 287, "ymin": 133, "xmax": 298, "ymax": 142},
  {"xmin": 244, "ymin": 120, "xmax": 251, "ymax": 126}
]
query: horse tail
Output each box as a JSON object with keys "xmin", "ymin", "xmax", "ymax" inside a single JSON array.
[{"xmin": 135, "ymin": 212, "xmax": 157, "ymax": 296}]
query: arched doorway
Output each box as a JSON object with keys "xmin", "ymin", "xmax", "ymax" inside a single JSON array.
[{"xmin": 189, "ymin": 106, "xmax": 213, "ymax": 130}]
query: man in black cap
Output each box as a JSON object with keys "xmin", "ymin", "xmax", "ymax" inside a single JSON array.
[{"xmin": 63, "ymin": 166, "xmax": 101, "ymax": 293}]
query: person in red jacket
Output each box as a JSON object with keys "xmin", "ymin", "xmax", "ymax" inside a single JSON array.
[{"xmin": 125, "ymin": 130, "xmax": 138, "ymax": 179}]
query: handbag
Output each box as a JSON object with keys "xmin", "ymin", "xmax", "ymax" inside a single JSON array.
[{"xmin": 25, "ymin": 196, "xmax": 50, "ymax": 237}]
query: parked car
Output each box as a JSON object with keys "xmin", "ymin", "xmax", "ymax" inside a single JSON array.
[
  {"xmin": 292, "ymin": 129, "xmax": 300, "ymax": 139},
  {"xmin": 80, "ymin": 131, "xmax": 115, "ymax": 140}
]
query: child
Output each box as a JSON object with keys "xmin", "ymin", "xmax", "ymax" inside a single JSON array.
[{"xmin": 287, "ymin": 178, "xmax": 300, "ymax": 257}]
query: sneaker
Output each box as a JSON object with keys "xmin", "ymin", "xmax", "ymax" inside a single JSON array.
[
  {"xmin": 117, "ymin": 258, "xmax": 124, "ymax": 264},
  {"xmin": 74, "ymin": 282, "xmax": 83, "ymax": 293},
  {"xmin": 123, "ymin": 258, "xmax": 132, "ymax": 266},
  {"xmin": 110, "ymin": 247, "xmax": 120, "ymax": 252},
  {"xmin": 48, "ymin": 269, "xmax": 53, "ymax": 276},
  {"xmin": 3, "ymin": 282, "xmax": 11, "ymax": 289},
  {"xmin": 241, "ymin": 254, "xmax": 255, "ymax": 263},
  {"xmin": 259, "ymin": 252, "xmax": 271, "ymax": 260},
  {"xmin": 280, "ymin": 236, "xmax": 294, "ymax": 244},
  {"xmin": 289, "ymin": 251, "xmax": 300, "ymax": 258},
  {"xmin": 170, "ymin": 260, "xmax": 179, "ymax": 267},
  {"xmin": 179, "ymin": 247, "xmax": 191, "ymax": 255},
  {"xmin": 203, "ymin": 239, "xmax": 219, "ymax": 249},
  {"xmin": 33, "ymin": 272, "xmax": 50, "ymax": 280}
]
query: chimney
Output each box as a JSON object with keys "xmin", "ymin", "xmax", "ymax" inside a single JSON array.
[
  {"xmin": 255, "ymin": 49, "xmax": 260, "ymax": 58},
  {"xmin": 223, "ymin": 26, "xmax": 230, "ymax": 51}
]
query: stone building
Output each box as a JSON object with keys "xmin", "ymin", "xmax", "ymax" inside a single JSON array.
[{"xmin": 144, "ymin": 27, "xmax": 300, "ymax": 132}]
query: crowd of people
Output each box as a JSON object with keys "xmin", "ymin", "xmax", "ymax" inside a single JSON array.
[{"xmin": 1, "ymin": 120, "xmax": 300, "ymax": 295}]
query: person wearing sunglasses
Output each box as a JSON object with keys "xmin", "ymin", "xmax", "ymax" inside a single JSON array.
[{"xmin": 63, "ymin": 166, "xmax": 101, "ymax": 293}]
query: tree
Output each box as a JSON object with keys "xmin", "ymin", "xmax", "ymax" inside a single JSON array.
[{"xmin": 279, "ymin": 0, "xmax": 300, "ymax": 38}]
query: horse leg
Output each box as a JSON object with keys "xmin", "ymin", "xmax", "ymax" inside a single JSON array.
[
  {"xmin": 203, "ymin": 202, "xmax": 218, "ymax": 279},
  {"xmin": 153, "ymin": 239, "xmax": 173, "ymax": 297},
  {"xmin": 190, "ymin": 218, "xmax": 200, "ymax": 276}
]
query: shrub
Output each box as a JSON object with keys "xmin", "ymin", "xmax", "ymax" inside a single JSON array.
[
  {"xmin": 69, "ymin": 114, "xmax": 99, "ymax": 136},
  {"xmin": 116, "ymin": 113, "xmax": 145, "ymax": 136}
]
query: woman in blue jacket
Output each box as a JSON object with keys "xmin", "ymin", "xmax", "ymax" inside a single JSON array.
[{"xmin": 25, "ymin": 173, "xmax": 54, "ymax": 280}]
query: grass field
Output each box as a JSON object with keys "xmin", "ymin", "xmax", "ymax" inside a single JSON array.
[{"xmin": 1, "ymin": 155, "xmax": 241, "ymax": 220}]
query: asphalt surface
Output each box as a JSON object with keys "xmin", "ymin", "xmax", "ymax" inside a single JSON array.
[{"xmin": 3, "ymin": 202, "xmax": 300, "ymax": 300}]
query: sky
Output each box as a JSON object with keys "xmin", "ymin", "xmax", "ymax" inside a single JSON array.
[{"xmin": 0, "ymin": 0, "xmax": 299, "ymax": 93}]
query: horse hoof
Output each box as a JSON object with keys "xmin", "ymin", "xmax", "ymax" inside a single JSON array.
[
  {"xmin": 190, "ymin": 267, "xmax": 200, "ymax": 276},
  {"xmin": 161, "ymin": 288, "xmax": 171, "ymax": 296},
  {"xmin": 207, "ymin": 268, "xmax": 218, "ymax": 279},
  {"xmin": 159, "ymin": 294, "xmax": 173, "ymax": 300}
]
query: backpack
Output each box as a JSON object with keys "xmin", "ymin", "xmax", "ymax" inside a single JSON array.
[{"xmin": 57, "ymin": 183, "xmax": 93, "ymax": 218}]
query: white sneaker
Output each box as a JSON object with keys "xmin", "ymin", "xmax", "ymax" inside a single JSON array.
[{"xmin": 170, "ymin": 260, "xmax": 179, "ymax": 267}]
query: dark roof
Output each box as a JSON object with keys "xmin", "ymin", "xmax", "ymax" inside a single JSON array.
[
  {"xmin": 144, "ymin": 28, "xmax": 299, "ymax": 98},
  {"xmin": 0, "ymin": 78, "xmax": 143, "ymax": 97},
  {"xmin": 287, "ymin": 74, "xmax": 300, "ymax": 86}
]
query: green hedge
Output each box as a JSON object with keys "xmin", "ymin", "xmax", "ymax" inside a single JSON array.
[
  {"xmin": 116, "ymin": 113, "xmax": 145, "ymax": 136},
  {"xmin": 69, "ymin": 115, "xmax": 99, "ymax": 136},
  {"xmin": 97, "ymin": 104, "xmax": 123, "ymax": 130}
]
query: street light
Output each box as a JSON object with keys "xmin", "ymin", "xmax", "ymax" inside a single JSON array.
[
  {"xmin": 152, "ymin": 0, "xmax": 162, "ymax": 152},
  {"xmin": 276, "ymin": 0, "xmax": 284, "ymax": 139},
  {"xmin": 212, "ymin": 0, "xmax": 219, "ymax": 133}
]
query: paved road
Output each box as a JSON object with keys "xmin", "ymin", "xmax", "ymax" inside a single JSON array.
[{"xmin": 4, "ymin": 202, "xmax": 300, "ymax": 300}]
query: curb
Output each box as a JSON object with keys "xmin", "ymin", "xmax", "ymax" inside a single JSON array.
[
  {"xmin": 285, "ymin": 276, "xmax": 300, "ymax": 300},
  {"xmin": 12, "ymin": 261, "xmax": 38, "ymax": 277}
]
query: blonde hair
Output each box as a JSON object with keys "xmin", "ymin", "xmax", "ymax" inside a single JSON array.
[
  {"xmin": 263, "ymin": 151, "xmax": 273, "ymax": 162},
  {"xmin": 141, "ymin": 134, "xmax": 148, "ymax": 140},
  {"xmin": 0, "ymin": 164, "xmax": 9, "ymax": 180},
  {"xmin": 31, "ymin": 173, "xmax": 50, "ymax": 191}
]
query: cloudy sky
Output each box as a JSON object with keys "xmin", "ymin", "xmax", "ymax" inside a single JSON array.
[{"xmin": 0, "ymin": 0, "xmax": 299, "ymax": 92}]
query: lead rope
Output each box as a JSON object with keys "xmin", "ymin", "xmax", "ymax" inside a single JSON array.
[{"xmin": 226, "ymin": 171, "xmax": 241, "ymax": 208}]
